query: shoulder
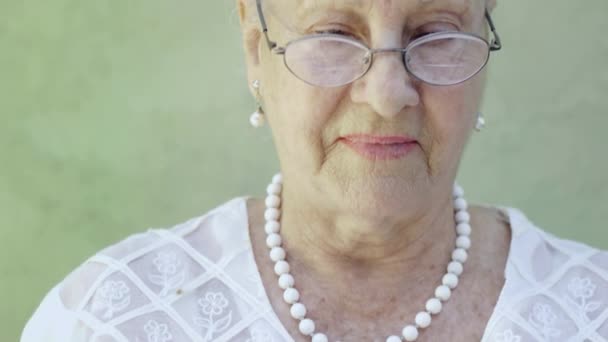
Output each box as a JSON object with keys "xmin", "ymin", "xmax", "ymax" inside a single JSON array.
[
  {"xmin": 482, "ymin": 206, "xmax": 608, "ymax": 342},
  {"xmin": 501, "ymin": 206, "xmax": 607, "ymax": 280},
  {"xmin": 23, "ymin": 196, "xmax": 259, "ymax": 341},
  {"xmin": 58, "ymin": 196, "xmax": 251, "ymax": 308}
]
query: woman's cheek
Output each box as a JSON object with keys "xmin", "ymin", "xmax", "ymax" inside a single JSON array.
[
  {"xmin": 428, "ymin": 85, "xmax": 474, "ymax": 132},
  {"xmin": 418, "ymin": 86, "xmax": 471, "ymax": 172}
]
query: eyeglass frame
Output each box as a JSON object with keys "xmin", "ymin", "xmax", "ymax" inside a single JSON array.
[{"xmin": 254, "ymin": 0, "xmax": 503, "ymax": 87}]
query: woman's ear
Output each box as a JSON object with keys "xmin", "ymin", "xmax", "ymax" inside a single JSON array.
[{"xmin": 238, "ymin": 0, "xmax": 263, "ymax": 90}]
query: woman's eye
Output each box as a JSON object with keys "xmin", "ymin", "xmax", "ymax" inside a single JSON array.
[
  {"xmin": 412, "ymin": 24, "xmax": 458, "ymax": 39},
  {"xmin": 314, "ymin": 28, "xmax": 352, "ymax": 36},
  {"xmin": 412, "ymin": 31, "xmax": 438, "ymax": 39}
]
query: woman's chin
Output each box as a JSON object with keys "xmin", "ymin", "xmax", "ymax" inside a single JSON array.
[{"xmin": 330, "ymin": 175, "xmax": 431, "ymax": 218}]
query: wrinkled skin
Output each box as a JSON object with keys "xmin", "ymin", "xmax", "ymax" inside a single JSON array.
[
  {"xmin": 240, "ymin": 0, "xmax": 490, "ymax": 241},
  {"xmin": 238, "ymin": 1, "xmax": 509, "ymax": 341}
]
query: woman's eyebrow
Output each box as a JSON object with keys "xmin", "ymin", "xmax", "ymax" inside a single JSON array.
[
  {"xmin": 295, "ymin": 0, "xmax": 368, "ymax": 17},
  {"xmin": 418, "ymin": 0, "xmax": 473, "ymax": 17},
  {"xmin": 293, "ymin": 3, "xmax": 368, "ymax": 28}
]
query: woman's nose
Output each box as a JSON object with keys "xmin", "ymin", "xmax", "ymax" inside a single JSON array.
[{"xmin": 350, "ymin": 51, "xmax": 420, "ymax": 118}]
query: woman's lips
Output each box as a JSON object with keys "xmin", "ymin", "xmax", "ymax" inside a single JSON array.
[{"xmin": 341, "ymin": 134, "xmax": 418, "ymax": 160}]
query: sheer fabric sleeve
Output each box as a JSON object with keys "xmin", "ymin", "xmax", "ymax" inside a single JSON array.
[
  {"xmin": 20, "ymin": 231, "xmax": 154, "ymax": 342},
  {"xmin": 20, "ymin": 197, "xmax": 289, "ymax": 342},
  {"xmin": 21, "ymin": 284, "xmax": 79, "ymax": 342},
  {"xmin": 482, "ymin": 207, "xmax": 608, "ymax": 342}
]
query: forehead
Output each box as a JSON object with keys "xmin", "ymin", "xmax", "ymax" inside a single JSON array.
[{"xmin": 266, "ymin": 0, "xmax": 478, "ymax": 19}]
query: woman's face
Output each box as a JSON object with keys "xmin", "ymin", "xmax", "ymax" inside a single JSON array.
[{"xmin": 240, "ymin": 0, "xmax": 491, "ymax": 217}]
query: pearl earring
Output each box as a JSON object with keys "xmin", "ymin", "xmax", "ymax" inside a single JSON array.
[
  {"xmin": 250, "ymin": 80, "xmax": 265, "ymax": 128},
  {"xmin": 475, "ymin": 112, "xmax": 486, "ymax": 132}
]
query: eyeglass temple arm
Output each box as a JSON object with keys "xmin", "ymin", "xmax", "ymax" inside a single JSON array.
[
  {"xmin": 485, "ymin": 9, "xmax": 502, "ymax": 51},
  {"xmin": 255, "ymin": 0, "xmax": 280, "ymax": 51}
]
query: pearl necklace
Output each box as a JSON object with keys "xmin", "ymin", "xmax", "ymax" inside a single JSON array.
[{"xmin": 263, "ymin": 174, "xmax": 472, "ymax": 342}]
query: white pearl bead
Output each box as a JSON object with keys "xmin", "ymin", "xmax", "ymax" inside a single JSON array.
[
  {"xmin": 299, "ymin": 318, "xmax": 315, "ymax": 335},
  {"xmin": 386, "ymin": 336, "xmax": 402, "ymax": 342},
  {"xmin": 264, "ymin": 221, "xmax": 280, "ymax": 234},
  {"xmin": 290, "ymin": 302, "xmax": 307, "ymax": 319},
  {"xmin": 453, "ymin": 184, "xmax": 464, "ymax": 198},
  {"xmin": 452, "ymin": 248, "xmax": 468, "ymax": 263},
  {"xmin": 415, "ymin": 311, "xmax": 432, "ymax": 328},
  {"xmin": 312, "ymin": 333, "xmax": 328, "ymax": 342},
  {"xmin": 265, "ymin": 195, "xmax": 281, "ymax": 208},
  {"xmin": 272, "ymin": 174, "xmax": 283, "ymax": 184},
  {"xmin": 264, "ymin": 208, "xmax": 280, "ymax": 221},
  {"xmin": 402, "ymin": 325, "xmax": 419, "ymax": 341},
  {"xmin": 425, "ymin": 298, "xmax": 442, "ymax": 314},
  {"xmin": 274, "ymin": 260, "xmax": 290, "ymax": 275},
  {"xmin": 266, "ymin": 233, "xmax": 282, "ymax": 248},
  {"xmin": 453, "ymin": 197, "xmax": 468, "ymax": 211},
  {"xmin": 283, "ymin": 287, "xmax": 300, "ymax": 304},
  {"xmin": 447, "ymin": 261, "xmax": 463, "ymax": 276},
  {"xmin": 250, "ymin": 112, "xmax": 264, "ymax": 127},
  {"xmin": 435, "ymin": 285, "xmax": 451, "ymax": 301},
  {"xmin": 476, "ymin": 116, "xmax": 486, "ymax": 130},
  {"xmin": 456, "ymin": 236, "xmax": 471, "ymax": 250},
  {"xmin": 456, "ymin": 222, "xmax": 471, "ymax": 236},
  {"xmin": 278, "ymin": 273, "xmax": 295, "ymax": 289},
  {"xmin": 442, "ymin": 273, "xmax": 459, "ymax": 289},
  {"xmin": 270, "ymin": 247, "xmax": 286, "ymax": 262},
  {"xmin": 455, "ymin": 211, "xmax": 470, "ymax": 223},
  {"xmin": 266, "ymin": 183, "xmax": 282, "ymax": 195}
]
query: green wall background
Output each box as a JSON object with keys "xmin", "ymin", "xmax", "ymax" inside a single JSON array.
[{"xmin": 1, "ymin": 0, "xmax": 607, "ymax": 340}]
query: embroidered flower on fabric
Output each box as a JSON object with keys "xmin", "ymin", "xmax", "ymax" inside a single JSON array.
[
  {"xmin": 154, "ymin": 252, "xmax": 180, "ymax": 274},
  {"xmin": 494, "ymin": 329, "xmax": 522, "ymax": 342},
  {"xmin": 528, "ymin": 302, "xmax": 562, "ymax": 339},
  {"xmin": 566, "ymin": 276, "xmax": 602, "ymax": 323},
  {"xmin": 143, "ymin": 320, "xmax": 173, "ymax": 342},
  {"xmin": 194, "ymin": 292, "xmax": 233, "ymax": 341},
  {"xmin": 246, "ymin": 327, "xmax": 274, "ymax": 342},
  {"xmin": 198, "ymin": 292, "xmax": 229, "ymax": 316},
  {"xmin": 568, "ymin": 277, "xmax": 596, "ymax": 299},
  {"xmin": 91, "ymin": 280, "xmax": 131, "ymax": 320},
  {"xmin": 148, "ymin": 251, "xmax": 186, "ymax": 297}
]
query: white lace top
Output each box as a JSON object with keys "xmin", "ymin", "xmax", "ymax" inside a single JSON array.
[{"xmin": 21, "ymin": 197, "xmax": 608, "ymax": 342}]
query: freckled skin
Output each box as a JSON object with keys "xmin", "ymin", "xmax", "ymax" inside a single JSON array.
[{"xmin": 238, "ymin": 0, "xmax": 507, "ymax": 340}]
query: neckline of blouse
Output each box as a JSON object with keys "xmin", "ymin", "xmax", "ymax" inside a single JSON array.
[{"xmin": 238, "ymin": 195, "xmax": 528, "ymax": 341}]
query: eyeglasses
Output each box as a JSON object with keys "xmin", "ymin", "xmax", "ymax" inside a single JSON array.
[{"xmin": 255, "ymin": 0, "xmax": 502, "ymax": 87}]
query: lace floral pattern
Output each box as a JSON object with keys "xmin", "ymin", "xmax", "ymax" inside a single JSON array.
[
  {"xmin": 148, "ymin": 252, "xmax": 186, "ymax": 297},
  {"xmin": 91, "ymin": 280, "xmax": 131, "ymax": 320},
  {"xmin": 22, "ymin": 198, "xmax": 608, "ymax": 342},
  {"xmin": 246, "ymin": 327, "xmax": 274, "ymax": 342},
  {"xmin": 494, "ymin": 329, "xmax": 522, "ymax": 342},
  {"xmin": 136, "ymin": 320, "xmax": 173, "ymax": 342},
  {"xmin": 194, "ymin": 292, "xmax": 233, "ymax": 341},
  {"xmin": 566, "ymin": 276, "xmax": 602, "ymax": 323},
  {"xmin": 528, "ymin": 303, "xmax": 562, "ymax": 339}
]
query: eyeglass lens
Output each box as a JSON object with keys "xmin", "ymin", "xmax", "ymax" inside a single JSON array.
[{"xmin": 283, "ymin": 34, "xmax": 490, "ymax": 87}]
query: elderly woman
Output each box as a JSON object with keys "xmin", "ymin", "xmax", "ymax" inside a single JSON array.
[{"xmin": 21, "ymin": 0, "xmax": 607, "ymax": 341}]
